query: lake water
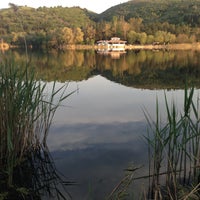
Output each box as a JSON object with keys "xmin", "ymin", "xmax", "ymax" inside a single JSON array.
[{"xmin": 2, "ymin": 49, "xmax": 200, "ymax": 199}]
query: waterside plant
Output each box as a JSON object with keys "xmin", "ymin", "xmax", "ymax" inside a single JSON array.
[
  {"xmin": 0, "ymin": 59, "xmax": 74, "ymax": 199},
  {"xmin": 108, "ymin": 85, "xmax": 200, "ymax": 200},
  {"xmin": 144, "ymin": 85, "xmax": 200, "ymax": 199}
]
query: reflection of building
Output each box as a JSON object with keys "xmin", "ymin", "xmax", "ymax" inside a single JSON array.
[
  {"xmin": 97, "ymin": 50, "xmax": 126, "ymax": 59},
  {"xmin": 97, "ymin": 37, "xmax": 126, "ymax": 52}
]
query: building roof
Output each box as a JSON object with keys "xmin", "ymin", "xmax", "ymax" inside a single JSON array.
[{"xmin": 97, "ymin": 37, "xmax": 127, "ymax": 44}]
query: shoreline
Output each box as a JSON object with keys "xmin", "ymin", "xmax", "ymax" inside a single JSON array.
[
  {"xmin": 2, "ymin": 43, "xmax": 200, "ymax": 51},
  {"xmin": 64, "ymin": 43, "xmax": 200, "ymax": 51},
  {"xmin": 125, "ymin": 43, "xmax": 200, "ymax": 50}
]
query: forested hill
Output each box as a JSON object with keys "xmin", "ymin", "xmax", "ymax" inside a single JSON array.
[
  {"xmin": 1, "ymin": 0, "xmax": 200, "ymax": 48},
  {"xmin": 0, "ymin": 6, "xmax": 96, "ymax": 32},
  {"xmin": 99, "ymin": 0, "xmax": 200, "ymax": 26}
]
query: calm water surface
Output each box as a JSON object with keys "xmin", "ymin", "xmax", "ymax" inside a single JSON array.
[
  {"xmin": 3, "ymin": 49, "xmax": 200, "ymax": 199},
  {"xmin": 48, "ymin": 78, "xmax": 185, "ymax": 199}
]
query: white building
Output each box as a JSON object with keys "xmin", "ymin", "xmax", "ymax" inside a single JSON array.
[{"xmin": 97, "ymin": 37, "xmax": 127, "ymax": 52}]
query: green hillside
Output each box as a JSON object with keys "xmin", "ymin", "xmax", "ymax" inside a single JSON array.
[
  {"xmin": 99, "ymin": 0, "xmax": 200, "ymax": 26},
  {"xmin": 0, "ymin": 6, "xmax": 95, "ymax": 32},
  {"xmin": 0, "ymin": 5, "xmax": 98, "ymax": 47},
  {"xmin": 1, "ymin": 0, "xmax": 200, "ymax": 48}
]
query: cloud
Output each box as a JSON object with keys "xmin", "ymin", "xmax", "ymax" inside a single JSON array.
[{"xmin": 47, "ymin": 121, "xmax": 147, "ymax": 151}]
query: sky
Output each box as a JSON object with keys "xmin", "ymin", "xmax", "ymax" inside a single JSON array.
[{"xmin": 0, "ymin": 0, "xmax": 129, "ymax": 14}]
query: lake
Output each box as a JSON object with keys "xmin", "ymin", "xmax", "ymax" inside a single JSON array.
[{"xmin": 2, "ymin": 49, "xmax": 200, "ymax": 199}]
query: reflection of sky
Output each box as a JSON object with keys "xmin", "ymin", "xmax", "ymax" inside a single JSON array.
[
  {"xmin": 49, "ymin": 121, "xmax": 148, "ymax": 199},
  {"xmin": 47, "ymin": 75, "xmax": 193, "ymax": 199},
  {"xmin": 48, "ymin": 121, "xmax": 146, "ymax": 151},
  {"xmin": 51, "ymin": 75, "xmax": 186, "ymax": 125}
]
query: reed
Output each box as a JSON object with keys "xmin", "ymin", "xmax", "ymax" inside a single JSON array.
[
  {"xmin": 145, "ymin": 85, "xmax": 200, "ymax": 199},
  {"xmin": 0, "ymin": 60, "xmax": 74, "ymax": 189}
]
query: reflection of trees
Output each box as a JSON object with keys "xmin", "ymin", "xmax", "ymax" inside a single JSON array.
[
  {"xmin": 74, "ymin": 51, "xmax": 84, "ymax": 67},
  {"xmin": 95, "ymin": 50, "xmax": 200, "ymax": 89},
  {"xmin": 0, "ymin": 146, "xmax": 73, "ymax": 200},
  {"xmin": 4, "ymin": 50, "xmax": 95, "ymax": 82},
  {"xmin": 4, "ymin": 49, "xmax": 200, "ymax": 89},
  {"xmin": 64, "ymin": 51, "xmax": 75, "ymax": 67}
]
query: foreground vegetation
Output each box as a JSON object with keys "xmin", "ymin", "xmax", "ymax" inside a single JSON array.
[
  {"xmin": 144, "ymin": 86, "xmax": 200, "ymax": 199},
  {"xmin": 0, "ymin": 60, "xmax": 74, "ymax": 199},
  {"xmin": 108, "ymin": 85, "xmax": 200, "ymax": 199},
  {"xmin": 1, "ymin": 0, "xmax": 200, "ymax": 49}
]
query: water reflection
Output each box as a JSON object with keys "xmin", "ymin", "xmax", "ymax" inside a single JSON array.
[
  {"xmin": 47, "ymin": 76, "xmax": 188, "ymax": 199},
  {"xmin": 0, "ymin": 146, "xmax": 73, "ymax": 200},
  {"xmin": 3, "ymin": 49, "xmax": 200, "ymax": 88},
  {"xmin": 49, "ymin": 122, "xmax": 148, "ymax": 199},
  {"xmin": 97, "ymin": 49, "xmax": 126, "ymax": 59},
  {"xmin": 50, "ymin": 76, "xmax": 185, "ymax": 125}
]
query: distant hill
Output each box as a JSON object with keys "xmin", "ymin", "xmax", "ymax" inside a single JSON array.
[
  {"xmin": 1, "ymin": 1, "xmax": 200, "ymax": 47},
  {"xmin": 98, "ymin": 0, "xmax": 200, "ymax": 26},
  {"xmin": 1, "ymin": 0, "xmax": 200, "ymax": 33},
  {"xmin": 0, "ymin": 6, "xmax": 95, "ymax": 33}
]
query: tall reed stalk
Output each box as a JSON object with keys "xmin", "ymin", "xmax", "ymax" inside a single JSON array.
[
  {"xmin": 0, "ymin": 60, "xmax": 74, "ymax": 188},
  {"xmin": 145, "ymin": 85, "xmax": 200, "ymax": 199}
]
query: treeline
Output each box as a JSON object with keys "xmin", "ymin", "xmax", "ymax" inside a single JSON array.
[
  {"xmin": 1, "ymin": 3, "xmax": 200, "ymax": 49},
  {"xmin": 95, "ymin": 17, "xmax": 200, "ymax": 45}
]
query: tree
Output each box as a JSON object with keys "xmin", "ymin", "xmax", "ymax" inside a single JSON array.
[
  {"xmin": 176, "ymin": 34, "xmax": 189, "ymax": 43},
  {"xmin": 11, "ymin": 31, "xmax": 26, "ymax": 45},
  {"xmin": 61, "ymin": 27, "xmax": 74, "ymax": 44},
  {"xmin": 189, "ymin": 34, "xmax": 197, "ymax": 43},
  {"xmin": 154, "ymin": 31, "xmax": 165, "ymax": 44},
  {"xmin": 48, "ymin": 29, "xmax": 61, "ymax": 48},
  {"xmin": 74, "ymin": 27, "xmax": 84, "ymax": 44},
  {"xmin": 83, "ymin": 25, "xmax": 96, "ymax": 44},
  {"xmin": 164, "ymin": 32, "xmax": 176, "ymax": 44},
  {"xmin": 118, "ymin": 16, "xmax": 130, "ymax": 39},
  {"xmin": 111, "ymin": 16, "xmax": 118, "ymax": 36},
  {"xmin": 154, "ymin": 31, "xmax": 176, "ymax": 44},
  {"xmin": 128, "ymin": 17, "xmax": 143, "ymax": 32},
  {"xmin": 102, "ymin": 22, "xmax": 112, "ymax": 40},
  {"xmin": 127, "ymin": 30, "xmax": 138, "ymax": 44},
  {"xmin": 146, "ymin": 35, "xmax": 154, "ymax": 44},
  {"xmin": 138, "ymin": 32, "xmax": 147, "ymax": 45}
]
